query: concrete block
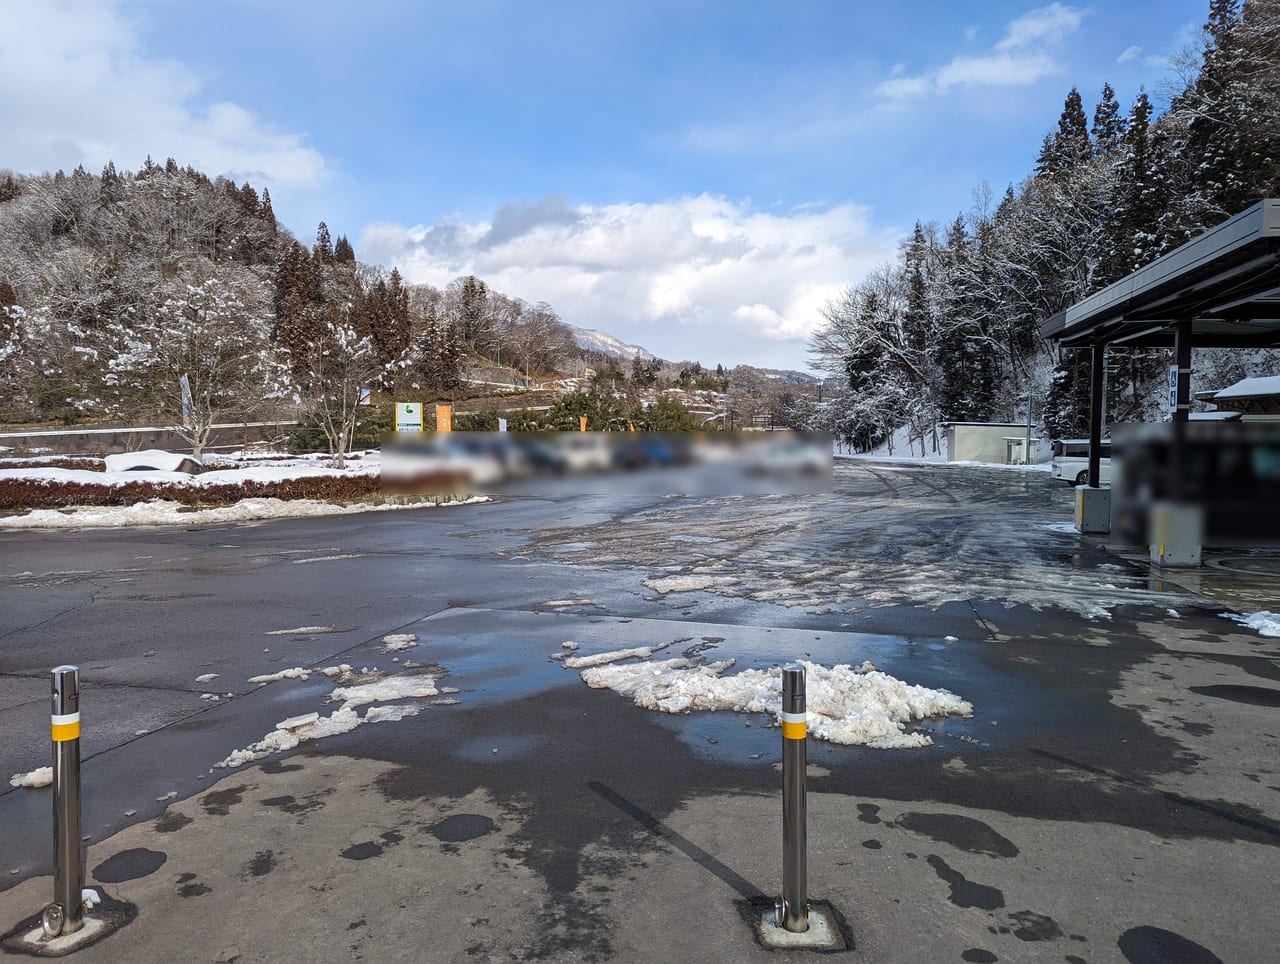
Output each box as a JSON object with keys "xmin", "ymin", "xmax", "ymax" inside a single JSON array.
[{"xmin": 1074, "ymin": 485, "xmax": 1112, "ymax": 534}]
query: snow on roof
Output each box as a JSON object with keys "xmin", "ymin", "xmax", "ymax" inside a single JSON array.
[{"xmin": 1212, "ymin": 375, "xmax": 1280, "ymax": 400}]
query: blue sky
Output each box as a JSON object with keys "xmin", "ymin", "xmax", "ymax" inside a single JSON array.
[{"xmin": 4, "ymin": 0, "xmax": 1207, "ymax": 369}]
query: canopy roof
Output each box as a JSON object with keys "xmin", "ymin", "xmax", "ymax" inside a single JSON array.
[{"xmin": 1041, "ymin": 199, "xmax": 1280, "ymax": 349}]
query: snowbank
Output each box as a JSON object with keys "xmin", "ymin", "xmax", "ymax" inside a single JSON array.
[
  {"xmin": 575, "ymin": 654, "xmax": 972, "ymax": 749},
  {"xmin": 0, "ymin": 495, "xmax": 489, "ymax": 529}
]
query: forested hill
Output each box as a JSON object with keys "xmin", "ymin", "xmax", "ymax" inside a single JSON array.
[
  {"xmin": 0, "ymin": 157, "xmax": 581, "ymax": 432},
  {"xmin": 806, "ymin": 0, "xmax": 1280, "ymax": 450}
]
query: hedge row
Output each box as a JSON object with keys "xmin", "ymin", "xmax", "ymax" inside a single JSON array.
[{"xmin": 0, "ymin": 472, "xmax": 466, "ymax": 512}]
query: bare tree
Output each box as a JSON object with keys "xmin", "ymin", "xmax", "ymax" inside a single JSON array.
[{"xmin": 102, "ymin": 273, "xmax": 285, "ymax": 458}]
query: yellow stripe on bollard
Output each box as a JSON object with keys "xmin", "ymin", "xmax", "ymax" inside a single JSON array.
[
  {"xmin": 781, "ymin": 711, "xmax": 806, "ymax": 741},
  {"xmin": 51, "ymin": 712, "xmax": 80, "ymax": 742}
]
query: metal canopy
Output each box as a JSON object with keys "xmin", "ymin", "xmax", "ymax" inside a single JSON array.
[{"xmin": 1041, "ymin": 199, "xmax": 1280, "ymax": 349}]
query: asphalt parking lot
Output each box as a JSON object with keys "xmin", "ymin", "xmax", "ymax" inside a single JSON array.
[{"xmin": 1, "ymin": 458, "xmax": 1278, "ymax": 962}]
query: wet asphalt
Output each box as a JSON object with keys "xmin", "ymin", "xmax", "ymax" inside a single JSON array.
[{"xmin": 1, "ymin": 460, "xmax": 1278, "ymax": 962}]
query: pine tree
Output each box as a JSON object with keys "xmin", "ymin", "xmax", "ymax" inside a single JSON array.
[
  {"xmin": 1036, "ymin": 88, "xmax": 1093, "ymax": 178},
  {"xmin": 260, "ymin": 189, "xmax": 277, "ymax": 233},
  {"xmin": 0, "ymin": 174, "xmax": 18, "ymax": 203},
  {"xmin": 333, "ymin": 235, "xmax": 355, "ymax": 263},
  {"xmin": 1091, "ymin": 82, "xmax": 1126, "ymax": 157},
  {"xmin": 314, "ymin": 221, "xmax": 334, "ymax": 263}
]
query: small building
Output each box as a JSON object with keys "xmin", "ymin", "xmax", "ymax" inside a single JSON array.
[
  {"xmin": 1198, "ymin": 375, "xmax": 1280, "ymax": 417},
  {"xmin": 943, "ymin": 422, "xmax": 1037, "ymax": 463}
]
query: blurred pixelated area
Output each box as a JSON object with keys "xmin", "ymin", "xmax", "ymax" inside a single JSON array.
[
  {"xmin": 1113, "ymin": 421, "xmax": 1280, "ymax": 547},
  {"xmin": 380, "ymin": 431, "xmax": 832, "ymax": 496}
]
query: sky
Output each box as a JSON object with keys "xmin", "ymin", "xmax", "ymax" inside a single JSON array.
[{"xmin": 2, "ymin": 0, "xmax": 1208, "ymax": 371}]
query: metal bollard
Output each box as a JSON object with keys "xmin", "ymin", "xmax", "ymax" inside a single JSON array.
[
  {"xmin": 779, "ymin": 663, "xmax": 808, "ymax": 933},
  {"xmin": 43, "ymin": 665, "xmax": 83, "ymax": 939}
]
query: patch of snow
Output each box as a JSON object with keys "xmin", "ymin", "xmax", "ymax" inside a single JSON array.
[
  {"xmin": 563, "ymin": 642, "xmax": 672, "ymax": 669},
  {"xmin": 81, "ymin": 888, "xmax": 101, "ymax": 910},
  {"xmin": 195, "ymin": 673, "xmax": 219, "ymax": 683},
  {"xmin": 1221, "ymin": 610, "xmax": 1280, "ymax": 637},
  {"xmin": 248, "ymin": 667, "xmax": 310, "ymax": 684},
  {"xmin": 277, "ymin": 712, "xmax": 320, "ymax": 730},
  {"xmin": 544, "ymin": 598, "xmax": 596, "ymax": 608},
  {"xmin": 264, "ymin": 625, "xmax": 339, "ymax": 636},
  {"xmin": 214, "ymin": 671, "xmax": 440, "ymax": 769},
  {"xmin": 0, "ymin": 495, "xmax": 488, "ymax": 530},
  {"xmin": 381, "ymin": 633, "xmax": 418, "ymax": 652},
  {"xmin": 156, "ymin": 791, "xmax": 177, "ymax": 801},
  {"xmin": 576, "ymin": 656, "xmax": 971, "ymax": 749},
  {"xmin": 561, "ymin": 641, "xmax": 580, "ymax": 650},
  {"xmin": 320, "ymin": 664, "xmax": 353, "ymax": 678},
  {"xmin": 330, "ymin": 675, "xmax": 440, "ymax": 708},
  {"xmin": 1166, "ymin": 609, "xmax": 1181, "ymax": 619},
  {"xmin": 1041, "ymin": 521, "xmax": 1081, "ymax": 534},
  {"xmin": 292, "ymin": 554, "xmax": 365, "ymax": 565},
  {"xmin": 645, "ymin": 574, "xmax": 740, "ymax": 594},
  {"xmin": 9, "ymin": 767, "xmax": 52, "ymax": 789}
]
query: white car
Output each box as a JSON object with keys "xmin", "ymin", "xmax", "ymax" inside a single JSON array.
[{"xmin": 1050, "ymin": 439, "xmax": 1112, "ymax": 486}]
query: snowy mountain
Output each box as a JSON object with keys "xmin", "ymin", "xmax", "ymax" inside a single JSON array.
[{"xmin": 566, "ymin": 325, "xmax": 656, "ymax": 362}]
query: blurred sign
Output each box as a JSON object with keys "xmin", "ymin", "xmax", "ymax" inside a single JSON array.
[
  {"xmin": 1168, "ymin": 367, "xmax": 1179, "ymax": 411},
  {"xmin": 436, "ymin": 404, "xmax": 453, "ymax": 433},
  {"xmin": 497, "ymin": 417, "xmax": 508, "ymax": 433},
  {"xmin": 396, "ymin": 402, "xmax": 422, "ymax": 432},
  {"xmin": 180, "ymin": 374, "xmax": 192, "ymax": 427}
]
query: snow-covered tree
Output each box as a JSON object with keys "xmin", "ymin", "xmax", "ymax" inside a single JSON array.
[
  {"xmin": 103, "ymin": 274, "xmax": 285, "ymax": 458},
  {"xmin": 292, "ymin": 303, "xmax": 405, "ymax": 465}
]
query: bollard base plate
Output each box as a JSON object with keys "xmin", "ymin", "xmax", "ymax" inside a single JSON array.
[
  {"xmin": 748, "ymin": 899, "xmax": 849, "ymax": 952},
  {"xmin": 1, "ymin": 889, "xmax": 136, "ymax": 957}
]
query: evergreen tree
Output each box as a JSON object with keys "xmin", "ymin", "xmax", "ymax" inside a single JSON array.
[
  {"xmin": 1091, "ymin": 82, "xmax": 1126, "ymax": 157},
  {"xmin": 260, "ymin": 188, "xmax": 277, "ymax": 233},
  {"xmin": 313, "ymin": 221, "xmax": 334, "ymax": 263},
  {"xmin": 1036, "ymin": 88, "xmax": 1093, "ymax": 177},
  {"xmin": 333, "ymin": 235, "xmax": 355, "ymax": 263}
]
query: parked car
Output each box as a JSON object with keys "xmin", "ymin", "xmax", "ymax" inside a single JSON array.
[{"xmin": 1051, "ymin": 438, "xmax": 1112, "ymax": 485}]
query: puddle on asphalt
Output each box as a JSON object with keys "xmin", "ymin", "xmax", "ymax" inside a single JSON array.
[
  {"xmin": 453, "ymin": 734, "xmax": 551, "ymax": 763},
  {"xmin": 406, "ymin": 607, "xmax": 1052, "ymax": 763}
]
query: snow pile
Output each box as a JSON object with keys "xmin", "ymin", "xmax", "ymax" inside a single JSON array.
[
  {"xmin": 9, "ymin": 766, "xmax": 53, "ymax": 788},
  {"xmin": 576, "ymin": 655, "xmax": 972, "ymax": 749},
  {"xmin": 264, "ymin": 625, "xmax": 340, "ymax": 636},
  {"xmin": 381, "ymin": 633, "xmax": 418, "ymax": 652},
  {"xmin": 563, "ymin": 642, "xmax": 671, "ymax": 669},
  {"xmin": 81, "ymin": 888, "xmax": 101, "ymax": 911},
  {"xmin": 1221, "ymin": 610, "xmax": 1280, "ymax": 637},
  {"xmin": 215, "ymin": 671, "xmax": 441, "ymax": 768}
]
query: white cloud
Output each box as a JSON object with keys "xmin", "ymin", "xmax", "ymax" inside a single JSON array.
[
  {"xmin": 994, "ymin": 2, "xmax": 1087, "ymax": 51},
  {"xmin": 0, "ymin": 0, "xmax": 327, "ymax": 190},
  {"xmin": 360, "ymin": 195, "xmax": 900, "ymax": 369},
  {"xmin": 1117, "ymin": 44, "xmax": 1143, "ymax": 63},
  {"xmin": 878, "ymin": 2, "xmax": 1086, "ymax": 100}
]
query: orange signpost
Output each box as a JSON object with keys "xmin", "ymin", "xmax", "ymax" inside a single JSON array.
[{"xmin": 436, "ymin": 404, "xmax": 453, "ymax": 432}]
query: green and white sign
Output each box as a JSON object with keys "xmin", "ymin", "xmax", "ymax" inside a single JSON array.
[{"xmin": 396, "ymin": 401, "xmax": 422, "ymax": 432}]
